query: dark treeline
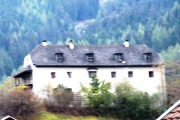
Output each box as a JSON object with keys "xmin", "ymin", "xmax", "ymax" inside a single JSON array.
[
  {"xmin": 0, "ymin": 0, "xmax": 99, "ymax": 81},
  {"xmin": 84, "ymin": 0, "xmax": 180, "ymax": 50},
  {"xmin": 0, "ymin": 0, "xmax": 179, "ymax": 81}
]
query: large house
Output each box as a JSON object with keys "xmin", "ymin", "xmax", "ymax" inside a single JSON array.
[{"xmin": 14, "ymin": 40, "xmax": 166, "ymax": 100}]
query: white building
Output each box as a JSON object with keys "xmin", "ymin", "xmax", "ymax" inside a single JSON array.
[{"xmin": 14, "ymin": 40, "xmax": 166, "ymax": 99}]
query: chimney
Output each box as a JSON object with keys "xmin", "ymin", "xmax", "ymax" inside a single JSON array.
[
  {"xmin": 68, "ymin": 40, "xmax": 74, "ymax": 49},
  {"xmin": 42, "ymin": 40, "xmax": 48, "ymax": 46},
  {"xmin": 123, "ymin": 40, "xmax": 129, "ymax": 47}
]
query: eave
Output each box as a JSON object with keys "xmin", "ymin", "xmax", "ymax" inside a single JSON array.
[
  {"xmin": 13, "ymin": 65, "xmax": 32, "ymax": 78},
  {"xmin": 34, "ymin": 64, "xmax": 162, "ymax": 68}
]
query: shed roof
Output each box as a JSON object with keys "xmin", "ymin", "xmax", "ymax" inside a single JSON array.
[{"xmin": 13, "ymin": 65, "xmax": 32, "ymax": 78}]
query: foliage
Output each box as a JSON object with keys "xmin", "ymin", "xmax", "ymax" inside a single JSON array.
[
  {"xmin": 0, "ymin": 78, "xmax": 15, "ymax": 95},
  {"xmin": 17, "ymin": 111, "xmax": 109, "ymax": 120},
  {"xmin": 0, "ymin": 78, "xmax": 164, "ymax": 119},
  {"xmin": 80, "ymin": 80, "xmax": 162, "ymax": 119},
  {"xmin": 81, "ymin": 76, "xmax": 112, "ymax": 108},
  {"xmin": 161, "ymin": 43, "xmax": 180, "ymax": 61},
  {"xmin": 85, "ymin": 0, "xmax": 179, "ymax": 51},
  {"xmin": 53, "ymin": 89, "xmax": 73, "ymax": 108},
  {"xmin": 0, "ymin": 0, "xmax": 99, "ymax": 82},
  {"xmin": 0, "ymin": 49, "xmax": 14, "ymax": 79},
  {"xmin": 114, "ymin": 80, "xmax": 161, "ymax": 120},
  {"xmin": 165, "ymin": 60, "xmax": 180, "ymax": 107},
  {"xmin": 0, "ymin": 0, "xmax": 179, "ymax": 82},
  {"xmin": 163, "ymin": 52, "xmax": 180, "ymax": 107},
  {"xmin": 0, "ymin": 84, "xmax": 41, "ymax": 117},
  {"xmin": 165, "ymin": 60, "xmax": 180, "ymax": 81},
  {"xmin": 45, "ymin": 84, "xmax": 77, "ymax": 114}
]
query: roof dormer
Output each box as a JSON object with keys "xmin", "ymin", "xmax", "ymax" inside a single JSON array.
[
  {"xmin": 86, "ymin": 53, "xmax": 94, "ymax": 62},
  {"xmin": 114, "ymin": 53, "xmax": 124, "ymax": 62},
  {"xmin": 55, "ymin": 53, "xmax": 64, "ymax": 62},
  {"xmin": 143, "ymin": 53, "xmax": 152, "ymax": 62}
]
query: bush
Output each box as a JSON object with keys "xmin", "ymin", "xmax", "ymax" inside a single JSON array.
[
  {"xmin": 0, "ymin": 86, "xmax": 41, "ymax": 117},
  {"xmin": 114, "ymin": 80, "xmax": 161, "ymax": 120},
  {"xmin": 81, "ymin": 76, "xmax": 113, "ymax": 109},
  {"xmin": 45, "ymin": 85, "xmax": 80, "ymax": 115},
  {"xmin": 53, "ymin": 88, "xmax": 73, "ymax": 108},
  {"xmin": 44, "ymin": 80, "xmax": 162, "ymax": 119}
]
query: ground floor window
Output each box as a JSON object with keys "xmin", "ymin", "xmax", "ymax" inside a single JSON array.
[
  {"xmin": 111, "ymin": 72, "xmax": 116, "ymax": 78},
  {"xmin": 67, "ymin": 72, "xmax": 72, "ymax": 78},
  {"xmin": 128, "ymin": 71, "xmax": 133, "ymax": 77},
  {"xmin": 88, "ymin": 71, "xmax": 97, "ymax": 78},
  {"xmin": 149, "ymin": 71, "xmax": 154, "ymax": 77},
  {"xmin": 51, "ymin": 72, "xmax": 56, "ymax": 78}
]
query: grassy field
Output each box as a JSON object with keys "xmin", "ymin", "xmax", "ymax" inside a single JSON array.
[{"xmin": 17, "ymin": 111, "xmax": 114, "ymax": 120}]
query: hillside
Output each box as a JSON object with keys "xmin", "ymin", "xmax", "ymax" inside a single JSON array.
[{"xmin": 0, "ymin": 0, "xmax": 179, "ymax": 81}]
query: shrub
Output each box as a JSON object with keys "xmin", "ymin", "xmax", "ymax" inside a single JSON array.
[
  {"xmin": 0, "ymin": 85, "xmax": 41, "ymax": 117},
  {"xmin": 81, "ymin": 76, "xmax": 113, "ymax": 109},
  {"xmin": 53, "ymin": 88, "xmax": 74, "ymax": 108},
  {"xmin": 114, "ymin": 80, "xmax": 161, "ymax": 120},
  {"xmin": 45, "ymin": 85, "xmax": 77, "ymax": 115}
]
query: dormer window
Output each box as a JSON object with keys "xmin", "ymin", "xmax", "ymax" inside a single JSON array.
[
  {"xmin": 55, "ymin": 53, "xmax": 64, "ymax": 62},
  {"xmin": 86, "ymin": 53, "xmax": 94, "ymax": 62},
  {"xmin": 114, "ymin": 53, "xmax": 123, "ymax": 62},
  {"xmin": 144, "ymin": 53, "xmax": 152, "ymax": 62}
]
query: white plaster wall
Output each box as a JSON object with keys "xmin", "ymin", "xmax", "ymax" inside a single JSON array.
[
  {"xmin": 32, "ymin": 66, "xmax": 165, "ymax": 97},
  {"xmin": 23, "ymin": 54, "xmax": 33, "ymax": 68}
]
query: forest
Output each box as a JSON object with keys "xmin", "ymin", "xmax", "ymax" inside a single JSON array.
[{"xmin": 0, "ymin": 0, "xmax": 179, "ymax": 82}]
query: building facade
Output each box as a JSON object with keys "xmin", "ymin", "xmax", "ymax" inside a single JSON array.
[{"xmin": 14, "ymin": 40, "xmax": 166, "ymax": 99}]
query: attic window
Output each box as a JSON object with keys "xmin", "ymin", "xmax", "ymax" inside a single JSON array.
[
  {"xmin": 114, "ymin": 53, "xmax": 124, "ymax": 62},
  {"xmin": 144, "ymin": 53, "xmax": 152, "ymax": 62},
  {"xmin": 55, "ymin": 53, "xmax": 64, "ymax": 62},
  {"xmin": 86, "ymin": 53, "xmax": 94, "ymax": 62}
]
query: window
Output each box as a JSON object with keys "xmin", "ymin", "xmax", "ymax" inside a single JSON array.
[
  {"xmin": 144, "ymin": 53, "xmax": 152, "ymax": 62},
  {"xmin": 128, "ymin": 71, "xmax": 133, "ymax": 77},
  {"xmin": 51, "ymin": 72, "xmax": 56, "ymax": 78},
  {"xmin": 149, "ymin": 71, "xmax": 154, "ymax": 77},
  {"xmin": 114, "ymin": 53, "xmax": 123, "ymax": 62},
  {"xmin": 55, "ymin": 53, "xmax": 64, "ymax": 62},
  {"xmin": 88, "ymin": 71, "xmax": 97, "ymax": 78},
  {"xmin": 86, "ymin": 53, "xmax": 94, "ymax": 62},
  {"xmin": 111, "ymin": 72, "xmax": 116, "ymax": 78},
  {"xmin": 67, "ymin": 72, "xmax": 72, "ymax": 78}
]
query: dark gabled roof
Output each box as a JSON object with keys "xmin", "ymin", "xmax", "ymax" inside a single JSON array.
[
  {"xmin": 13, "ymin": 65, "xmax": 32, "ymax": 78},
  {"xmin": 30, "ymin": 44, "xmax": 163, "ymax": 67}
]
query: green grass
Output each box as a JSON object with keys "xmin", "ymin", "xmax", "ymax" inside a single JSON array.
[{"xmin": 17, "ymin": 111, "xmax": 113, "ymax": 120}]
